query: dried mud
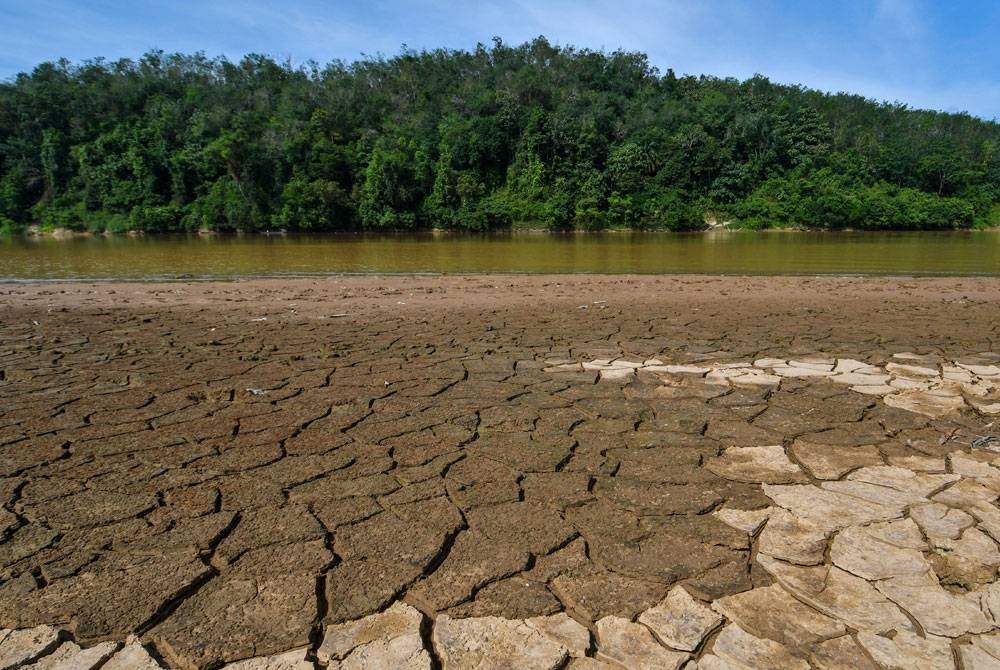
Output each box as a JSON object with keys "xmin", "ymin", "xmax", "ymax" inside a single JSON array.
[{"xmin": 1, "ymin": 274, "xmax": 999, "ymax": 668}]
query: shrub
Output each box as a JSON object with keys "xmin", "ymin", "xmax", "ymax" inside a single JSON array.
[
  {"xmin": 274, "ymin": 178, "xmax": 353, "ymax": 231},
  {"xmin": 37, "ymin": 204, "xmax": 86, "ymax": 231},
  {"xmin": 640, "ymin": 191, "xmax": 704, "ymax": 231},
  {"xmin": 130, "ymin": 204, "xmax": 184, "ymax": 232},
  {"xmin": 0, "ymin": 215, "xmax": 23, "ymax": 235}
]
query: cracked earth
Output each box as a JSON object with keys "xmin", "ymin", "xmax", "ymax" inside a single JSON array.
[{"xmin": 2, "ymin": 275, "xmax": 1000, "ymax": 669}]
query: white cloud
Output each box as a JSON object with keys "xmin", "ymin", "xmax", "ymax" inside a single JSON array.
[
  {"xmin": 0, "ymin": 0, "xmax": 995, "ymax": 119},
  {"xmin": 874, "ymin": 0, "xmax": 925, "ymax": 42}
]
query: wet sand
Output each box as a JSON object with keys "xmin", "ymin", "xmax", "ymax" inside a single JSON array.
[{"xmin": 1, "ymin": 275, "xmax": 999, "ymax": 668}]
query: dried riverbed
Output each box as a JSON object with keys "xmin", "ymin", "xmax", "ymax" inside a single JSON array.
[{"xmin": 1, "ymin": 275, "xmax": 1000, "ymax": 669}]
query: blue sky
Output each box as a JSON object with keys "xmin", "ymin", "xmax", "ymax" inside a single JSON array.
[{"xmin": 2, "ymin": 0, "xmax": 999, "ymax": 120}]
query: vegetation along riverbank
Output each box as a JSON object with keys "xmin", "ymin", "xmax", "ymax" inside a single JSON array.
[{"xmin": 2, "ymin": 37, "xmax": 1000, "ymax": 235}]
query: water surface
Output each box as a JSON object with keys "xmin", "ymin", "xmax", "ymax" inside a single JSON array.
[{"xmin": 1, "ymin": 231, "xmax": 998, "ymax": 280}]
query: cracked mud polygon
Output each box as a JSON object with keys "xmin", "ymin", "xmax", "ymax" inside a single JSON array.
[{"xmin": 1, "ymin": 275, "xmax": 999, "ymax": 669}]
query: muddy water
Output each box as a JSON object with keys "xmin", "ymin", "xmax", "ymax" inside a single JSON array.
[{"xmin": 1, "ymin": 231, "xmax": 998, "ymax": 279}]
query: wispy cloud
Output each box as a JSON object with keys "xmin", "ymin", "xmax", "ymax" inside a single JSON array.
[
  {"xmin": 874, "ymin": 0, "xmax": 925, "ymax": 42},
  {"xmin": 0, "ymin": 0, "xmax": 996, "ymax": 119}
]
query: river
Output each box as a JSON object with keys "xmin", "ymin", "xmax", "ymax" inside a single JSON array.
[{"xmin": 1, "ymin": 231, "xmax": 998, "ymax": 280}]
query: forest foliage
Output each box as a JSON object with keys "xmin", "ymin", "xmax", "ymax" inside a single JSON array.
[{"xmin": 2, "ymin": 37, "xmax": 1000, "ymax": 234}]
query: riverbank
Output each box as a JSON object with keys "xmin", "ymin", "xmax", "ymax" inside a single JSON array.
[
  {"xmin": 4, "ymin": 273, "xmax": 1000, "ymax": 323},
  {"xmin": 5, "ymin": 275, "xmax": 1000, "ymax": 355},
  {"xmin": 2, "ymin": 275, "xmax": 999, "ymax": 668},
  {"xmin": 10, "ymin": 223, "xmax": 1000, "ymax": 239}
]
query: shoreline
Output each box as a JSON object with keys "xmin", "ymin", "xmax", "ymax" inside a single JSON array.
[
  {"xmin": 7, "ymin": 225, "xmax": 1000, "ymax": 239},
  {"xmin": 7, "ymin": 270, "xmax": 1000, "ymax": 286},
  {"xmin": 5, "ymin": 274, "xmax": 1000, "ymax": 315}
]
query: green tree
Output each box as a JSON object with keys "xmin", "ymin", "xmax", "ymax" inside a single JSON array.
[{"xmin": 0, "ymin": 40, "xmax": 997, "ymax": 234}]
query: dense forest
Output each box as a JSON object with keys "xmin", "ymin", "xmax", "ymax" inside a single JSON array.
[{"xmin": 1, "ymin": 37, "xmax": 999, "ymax": 234}]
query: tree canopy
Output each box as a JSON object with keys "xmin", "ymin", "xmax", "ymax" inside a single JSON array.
[{"xmin": 2, "ymin": 38, "xmax": 999, "ymax": 234}]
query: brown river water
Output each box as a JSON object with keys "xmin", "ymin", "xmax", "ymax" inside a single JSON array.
[{"xmin": 0, "ymin": 231, "xmax": 998, "ymax": 279}]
